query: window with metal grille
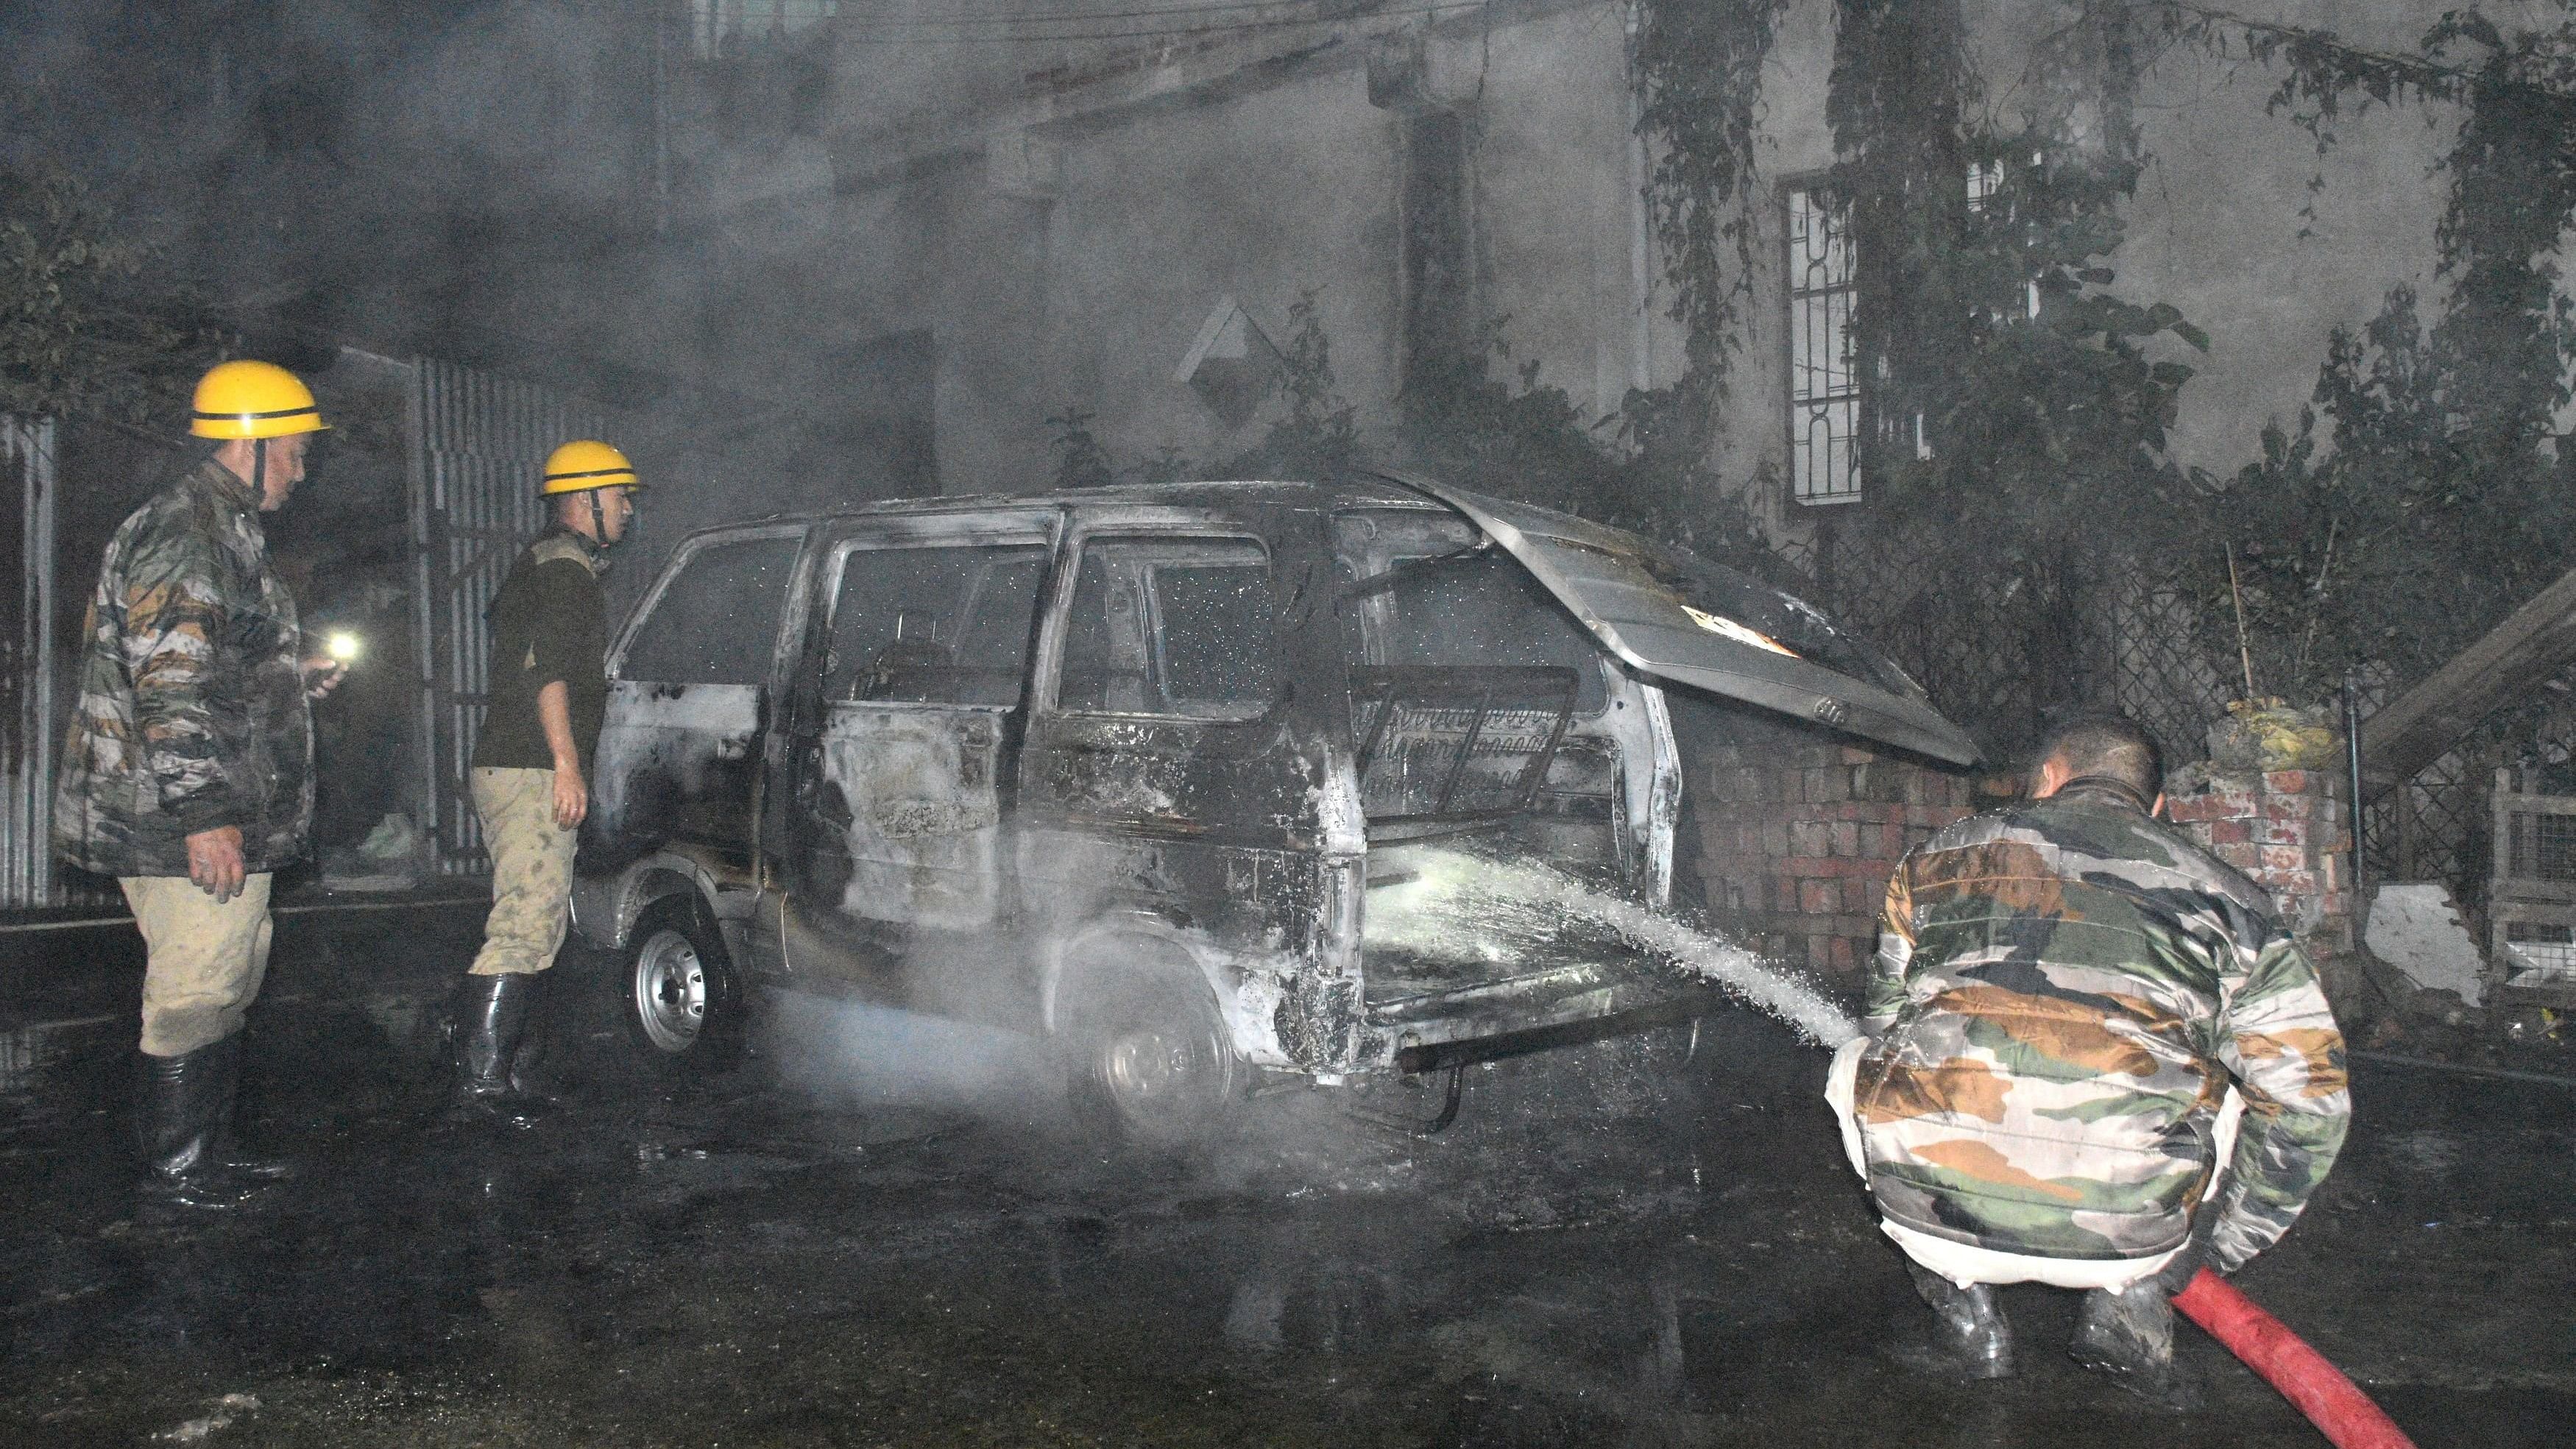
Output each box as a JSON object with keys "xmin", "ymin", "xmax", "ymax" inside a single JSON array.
[
  {"xmin": 2506, "ymin": 805, "xmax": 2576, "ymax": 882},
  {"xmin": 1786, "ymin": 185, "xmax": 1861, "ymax": 506}
]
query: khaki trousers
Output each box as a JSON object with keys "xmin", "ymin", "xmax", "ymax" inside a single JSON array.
[
  {"xmin": 469, "ymin": 766, "xmax": 578, "ymax": 977},
  {"xmin": 122, "ymin": 873, "xmax": 275, "ymax": 1057}
]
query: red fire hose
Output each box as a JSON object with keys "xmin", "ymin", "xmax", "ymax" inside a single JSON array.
[{"xmin": 2172, "ymin": 1269, "xmax": 2417, "ymax": 1448}]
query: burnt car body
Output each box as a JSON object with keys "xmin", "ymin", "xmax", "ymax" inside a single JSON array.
[{"xmin": 569, "ymin": 474, "xmax": 1975, "ymax": 1138}]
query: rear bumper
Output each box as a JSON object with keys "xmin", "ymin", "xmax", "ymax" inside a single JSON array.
[
  {"xmin": 1389, "ymin": 991, "xmax": 1722, "ymax": 1074},
  {"xmin": 1359, "ymin": 958, "xmax": 1716, "ymax": 1073}
]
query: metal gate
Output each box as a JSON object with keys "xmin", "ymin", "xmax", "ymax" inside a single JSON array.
[
  {"xmin": 407, "ymin": 360, "xmax": 612, "ymax": 874},
  {"xmin": 1, "ymin": 417, "xmax": 57, "ymax": 907}
]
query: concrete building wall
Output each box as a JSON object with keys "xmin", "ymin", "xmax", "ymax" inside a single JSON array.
[
  {"xmin": 665, "ymin": 0, "xmax": 2537, "ymax": 532},
  {"xmin": 1037, "ymin": 67, "xmax": 1405, "ymax": 476},
  {"xmin": 1468, "ymin": 9, "xmax": 1659, "ymax": 423}
]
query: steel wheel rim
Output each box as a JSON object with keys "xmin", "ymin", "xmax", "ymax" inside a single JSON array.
[
  {"xmin": 1097, "ymin": 1013, "xmax": 1228, "ymax": 1122},
  {"xmin": 634, "ymin": 928, "xmax": 707, "ymax": 1054}
]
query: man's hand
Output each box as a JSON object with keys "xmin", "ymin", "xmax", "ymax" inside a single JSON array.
[
  {"xmin": 300, "ymin": 656, "xmax": 347, "ymax": 701},
  {"xmin": 185, "ymin": 826, "xmax": 247, "ymax": 903},
  {"xmin": 553, "ymin": 764, "xmax": 589, "ymax": 831}
]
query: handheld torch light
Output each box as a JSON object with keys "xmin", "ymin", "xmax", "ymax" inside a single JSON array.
[{"xmin": 326, "ymin": 631, "xmax": 363, "ymax": 666}]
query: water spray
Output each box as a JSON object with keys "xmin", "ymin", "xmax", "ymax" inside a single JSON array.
[
  {"xmin": 1378, "ymin": 847, "xmax": 2413, "ymax": 1444},
  {"xmin": 1370, "ymin": 848, "xmax": 1859, "ymax": 1049}
]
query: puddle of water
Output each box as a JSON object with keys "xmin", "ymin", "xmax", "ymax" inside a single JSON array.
[
  {"xmin": 2379, "ymin": 1130, "xmax": 2464, "ymax": 1175},
  {"xmin": 1370, "ymin": 849, "xmax": 1861, "ymax": 1048}
]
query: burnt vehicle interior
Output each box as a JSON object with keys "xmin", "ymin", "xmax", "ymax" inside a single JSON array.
[
  {"xmin": 578, "ymin": 478, "xmax": 1977, "ymax": 1138},
  {"xmin": 1334, "ymin": 506, "xmax": 1652, "ymax": 1010}
]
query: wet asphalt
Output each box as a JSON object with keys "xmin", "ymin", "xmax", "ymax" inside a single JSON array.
[{"xmin": 1, "ymin": 902, "xmax": 2569, "ymax": 1448}]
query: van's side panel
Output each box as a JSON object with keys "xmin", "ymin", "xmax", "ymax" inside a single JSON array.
[{"xmin": 1013, "ymin": 503, "xmax": 1362, "ymax": 1071}]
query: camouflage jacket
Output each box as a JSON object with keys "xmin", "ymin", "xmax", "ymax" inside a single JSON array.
[
  {"xmin": 1853, "ymin": 785, "xmax": 2349, "ymax": 1270},
  {"xmin": 54, "ymin": 460, "xmax": 314, "ymax": 877}
]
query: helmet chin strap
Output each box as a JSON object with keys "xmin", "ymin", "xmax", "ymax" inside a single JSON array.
[
  {"xmin": 250, "ymin": 437, "xmax": 267, "ymax": 503},
  {"xmin": 587, "ymin": 489, "xmax": 606, "ymax": 545}
]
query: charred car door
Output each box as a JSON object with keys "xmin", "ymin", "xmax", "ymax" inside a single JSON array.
[
  {"xmin": 1014, "ymin": 522, "xmax": 1324, "ymax": 969},
  {"xmin": 779, "ymin": 518, "xmax": 1056, "ymax": 1000},
  {"xmin": 589, "ymin": 526, "xmax": 806, "ymax": 867}
]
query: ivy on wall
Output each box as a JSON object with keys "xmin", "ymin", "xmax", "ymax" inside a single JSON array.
[
  {"xmin": 2165, "ymin": 8, "xmax": 2576, "ymax": 707},
  {"xmin": 1629, "ymin": 0, "xmax": 1791, "ymax": 405},
  {"xmin": 1061, "ymin": 2, "xmax": 2576, "ymax": 760}
]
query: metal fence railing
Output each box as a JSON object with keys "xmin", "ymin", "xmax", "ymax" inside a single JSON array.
[{"xmin": 1, "ymin": 416, "xmax": 57, "ymax": 909}]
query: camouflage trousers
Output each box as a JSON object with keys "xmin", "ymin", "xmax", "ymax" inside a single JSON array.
[
  {"xmin": 123, "ymin": 873, "xmax": 275, "ymax": 1057},
  {"xmin": 468, "ymin": 767, "xmax": 578, "ymax": 977},
  {"xmin": 1826, "ymin": 1037, "xmax": 2243, "ymax": 1291}
]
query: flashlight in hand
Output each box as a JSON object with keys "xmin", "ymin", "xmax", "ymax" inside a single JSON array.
[{"xmin": 326, "ymin": 631, "xmax": 363, "ymax": 666}]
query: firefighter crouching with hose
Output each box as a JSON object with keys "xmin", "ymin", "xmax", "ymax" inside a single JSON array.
[
  {"xmin": 445, "ymin": 441, "xmax": 639, "ymax": 1129},
  {"xmin": 1826, "ymin": 712, "xmax": 2352, "ymax": 1408},
  {"xmin": 54, "ymin": 361, "xmax": 347, "ymax": 1213}
]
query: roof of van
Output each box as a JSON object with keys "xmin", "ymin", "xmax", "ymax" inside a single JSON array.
[
  {"xmin": 699, "ymin": 477, "xmax": 1437, "ymax": 531},
  {"xmin": 672, "ymin": 472, "xmax": 1982, "ymax": 766}
]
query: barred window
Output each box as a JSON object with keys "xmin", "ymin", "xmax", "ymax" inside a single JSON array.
[{"xmin": 1786, "ymin": 185, "xmax": 1861, "ymax": 506}]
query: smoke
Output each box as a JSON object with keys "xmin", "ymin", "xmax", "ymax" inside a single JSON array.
[
  {"xmin": 760, "ymin": 985, "xmax": 1063, "ymax": 1123},
  {"xmin": 1370, "ymin": 847, "xmax": 1861, "ymax": 1049}
]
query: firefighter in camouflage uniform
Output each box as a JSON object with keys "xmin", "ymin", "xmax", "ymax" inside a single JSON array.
[
  {"xmin": 1825, "ymin": 713, "xmax": 2349, "ymax": 1406},
  {"xmin": 445, "ymin": 440, "xmax": 639, "ymax": 1129},
  {"xmin": 56, "ymin": 361, "xmax": 344, "ymax": 1212}
]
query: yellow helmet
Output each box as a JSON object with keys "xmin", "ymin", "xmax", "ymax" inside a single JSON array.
[
  {"xmin": 189, "ymin": 360, "xmax": 328, "ymax": 439},
  {"xmin": 541, "ymin": 439, "xmax": 641, "ymax": 495}
]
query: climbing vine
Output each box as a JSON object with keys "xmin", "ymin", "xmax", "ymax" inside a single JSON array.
[
  {"xmin": 1629, "ymin": 0, "xmax": 1790, "ymax": 406},
  {"xmin": 2172, "ymin": 8, "xmax": 2576, "ymax": 704},
  {"xmin": 1065, "ymin": 2, "xmax": 2576, "ymax": 761}
]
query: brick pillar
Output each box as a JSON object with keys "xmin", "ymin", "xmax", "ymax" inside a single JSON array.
[
  {"xmin": 1692, "ymin": 743, "xmax": 1978, "ymax": 985},
  {"xmin": 2165, "ymin": 768, "xmax": 2356, "ymax": 954}
]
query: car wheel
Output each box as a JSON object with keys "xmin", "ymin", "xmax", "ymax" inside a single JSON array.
[
  {"xmin": 1059, "ymin": 956, "xmax": 1243, "ymax": 1148},
  {"xmin": 620, "ymin": 897, "xmax": 746, "ymax": 1074}
]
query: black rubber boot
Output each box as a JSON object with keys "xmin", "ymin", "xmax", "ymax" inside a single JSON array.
[
  {"xmin": 448, "ymin": 973, "xmax": 556, "ymax": 1130},
  {"xmin": 2071, "ymin": 1281, "xmax": 2204, "ymax": 1411},
  {"xmin": 137, "ymin": 1044, "xmax": 275, "ymax": 1213},
  {"xmin": 202, "ymin": 1033, "xmax": 291, "ymax": 1181},
  {"xmin": 1897, "ymin": 1262, "xmax": 2015, "ymax": 1380}
]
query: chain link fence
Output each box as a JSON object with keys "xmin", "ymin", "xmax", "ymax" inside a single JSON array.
[{"xmin": 1766, "ymin": 517, "xmax": 2576, "ymax": 920}]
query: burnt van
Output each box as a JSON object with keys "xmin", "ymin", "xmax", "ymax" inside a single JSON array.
[{"xmin": 569, "ymin": 474, "xmax": 1975, "ymax": 1141}]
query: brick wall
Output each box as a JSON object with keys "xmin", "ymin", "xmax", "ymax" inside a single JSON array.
[
  {"xmin": 1686, "ymin": 744, "xmax": 2357, "ymax": 985},
  {"xmin": 1691, "ymin": 743, "xmax": 1981, "ymax": 985},
  {"xmin": 2164, "ymin": 768, "xmax": 2356, "ymax": 954}
]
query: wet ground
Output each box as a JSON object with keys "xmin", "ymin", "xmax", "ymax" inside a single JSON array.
[{"xmin": 2, "ymin": 901, "xmax": 2569, "ymax": 1448}]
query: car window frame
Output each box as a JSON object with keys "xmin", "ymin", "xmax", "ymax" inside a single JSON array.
[
  {"xmin": 1331, "ymin": 507, "xmax": 1611, "ymax": 719},
  {"xmin": 607, "ymin": 522, "xmax": 811, "ymax": 690},
  {"xmin": 1041, "ymin": 526, "xmax": 1287, "ymax": 725},
  {"xmin": 799, "ymin": 514, "xmax": 1051, "ymax": 720},
  {"xmin": 813, "ymin": 525, "xmax": 1059, "ymax": 712}
]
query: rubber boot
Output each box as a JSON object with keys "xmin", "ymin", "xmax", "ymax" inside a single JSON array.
[
  {"xmin": 1897, "ymin": 1262, "xmax": 2015, "ymax": 1380},
  {"xmin": 137, "ymin": 1044, "xmax": 275, "ymax": 1213},
  {"xmin": 2071, "ymin": 1280, "xmax": 2204, "ymax": 1411},
  {"xmin": 448, "ymin": 973, "xmax": 556, "ymax": 1130},
  {"xmin": 202, "ymin": 1033, "xmax": 291, "ymax": 1181}
]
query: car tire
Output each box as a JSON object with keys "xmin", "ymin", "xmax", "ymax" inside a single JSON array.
[
  {"xmin": 1058, "ymin": 955, "xmax": 1242, "ymax": 1149},
  {"xmin": 619, "ymin": 896, "xmax": 746, "ymax": 1075}
]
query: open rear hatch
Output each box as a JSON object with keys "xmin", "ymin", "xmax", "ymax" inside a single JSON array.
[
  {"xmin": 1341, "ymin": 475, "xmax": 1978, "ymax": 1073},
  {"xmin": 1373, "ymin": 471, "xmax": 1981, "ymax": 767}
]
